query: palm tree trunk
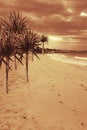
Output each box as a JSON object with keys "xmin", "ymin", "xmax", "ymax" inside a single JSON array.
[
  {"xmin": 14, "ymin": 56, "xmax": 17, "ymax": 69},
  {"xmin": 42, "ymin": 42, "xmax": 44, "ymax": 55},
  {"xmin": 26, "ymin": 52, "xmax": 29, "ymax": 82},
  {"xmin": 31, "ymin": 51, "xmax": 34, "ymax": 61},
  {"xmin": 6, "ymin": 57, "xmax": 9, "ymax": 94}
]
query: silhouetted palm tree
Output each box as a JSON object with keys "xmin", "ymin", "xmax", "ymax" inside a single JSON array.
[
  {"xmin": 17, "ymin": 30, "xmax": 40, "ymax": 82},
  {"xmin": 0, "ymin": 29, "xmax": 23, "ymax": 93},
  {"xmin": 0, "ymin": 32, "xmax": 15, "ymax": 93},
  {"xmin": 0, "ymin": 11, "xmax": 48, "ymax": 94},
  {"xmin": 1, "ymin": 11, "xmax": 29, "ymax": 34},
  {"xmin": 40, "ymin": 35, "xmax": 48, "ymax": 55},
  {"xmin": 28, "ymin": 30, "xmax": 41, "ymax": 61},
  {"xmin": 0, "ymin": 11, "xmax": 29, "ymax": 69}
]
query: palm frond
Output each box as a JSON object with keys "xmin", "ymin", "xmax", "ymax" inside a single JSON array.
[
  {"xmin": 2, "ymin": 58, "xmax": 12, "ymax": 70},
  {"xmin": 9, "ymin": 57, "xmax": 14, "ymax": 62},
  {"xmin": 14, "ymin": 55, "xmax": 23, "ymax": 65},
  {"xmin": 33, "ymin": 51, "xmax": 40, "ymax": 59}
]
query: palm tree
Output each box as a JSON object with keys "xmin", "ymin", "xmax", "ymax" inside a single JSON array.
[
  {"xmin": 0, "ymin": 29, "xmax": 23, "ymax": 94},
  {"xmin": 1, "ymin": 11, "xmax": 29, "ymax": 34},
  {"xmin": 0, "ymin": 10, "xmax": 43, "ymax": 93},
  {"xmin": 40, "ymin": 35, "xmax": 48, "ymax": 55},
  {"xmin": 16, "ymin": 31, "xmax": 30, "ymax": 82},
  {"xmin": 17, "ymin": 30, "xmax": 40, "ymax": 82},
  {"xmin": 0, "ymin": 32, "xmax": 15, "ymax": 93},
  {"xmin": 28, "ymin": 30, "xmax": 41, "ymax": 61},
  {"xmin": 0, "ymin": 11, "xmax": 29, "ymax": 69}
]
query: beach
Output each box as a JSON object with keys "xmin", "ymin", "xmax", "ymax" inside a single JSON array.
[{"xmin": 0, "ymin": 54, "xmax": 87, "ymax": 130}]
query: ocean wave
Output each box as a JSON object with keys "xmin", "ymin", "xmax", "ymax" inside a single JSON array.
[
  {"xmin": 75, "ymin": 56, "xmax": 87, "ymax": 61},
  {"xmin": 47, "ymin": 54, "xmax": 87, "ymax": 66}
]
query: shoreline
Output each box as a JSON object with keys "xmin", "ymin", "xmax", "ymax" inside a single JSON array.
[{"xmin": 47, "ymin": 53, "xmax": 87, "ymax": 67}]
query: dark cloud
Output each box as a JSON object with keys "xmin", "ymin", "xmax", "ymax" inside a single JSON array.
[
  {"xmin": 0, "ymin": 1, "xmax": 8, "ymax": 7},
  {"xmin": 1, "ymin": 0, "xmax": 87, "ymax": 35},
  {"xmin": 13, "ymin": 0, "xmax": 87, "ymax": 36},
  {"xmin": 0, "ymin": 1, "xmax": 15, "ymax": 16},
  {"xmin": 15, "ymin": 0, "xmax": 68, "ymax": 17}
]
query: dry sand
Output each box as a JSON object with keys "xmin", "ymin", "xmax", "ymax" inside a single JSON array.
[{"xmin": 0, "ymin": 54, "xmax": 87, "ymax": 130}]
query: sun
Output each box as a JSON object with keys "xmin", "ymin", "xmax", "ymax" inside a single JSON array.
[{"xmin": 49, "ymin": 36, "xmax": 62, "ymax": 41}]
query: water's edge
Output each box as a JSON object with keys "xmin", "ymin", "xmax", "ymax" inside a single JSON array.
[{"xmin": 47, "ymin": 54, "xmax": 87, "ymax": 66}]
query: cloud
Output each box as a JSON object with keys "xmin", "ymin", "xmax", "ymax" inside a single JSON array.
[
  {"xmin": 13, "ymin": 0, "xmax": 87, "ymax": 36},
  {"xmin": 0, "ymin": 1, "xmax": 16, "ymax": 16},
  {"xmin": 1, "ymin": 0, "xmax": 87, "ymax": 35},
  {"xmin": 15, "ymin": 0, "xmax": 68, "ymax": 17},
  {"xmin": 0, "ymin": 0, "xmax": 87, "ymax": 49}
]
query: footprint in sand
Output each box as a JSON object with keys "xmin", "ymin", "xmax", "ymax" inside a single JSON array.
[
  {"xmin": 80, "ymin": 83, "xmax": 87, "ymax": 91},
  {"xmin": 22, "ymin": 116, "xmax": 27, "ymax": 119},
  {"xmin": 57, "ymin": 94, "xmax": 61, "ymax": 97},
  {"xmin": 51, "ymin": 84, "xmax": 55, "ymax": 87},
  {"xmin": 49, "ymin": 83, "xmax": 55, "ymax": 87},
  {"xmin": 49, "ymin": 81, "xmax": 55, "ymax": 87},
  {"xmin": 0, "ymin": 121, "xmax": 11, "ymax": 130},
  {"xmin": 80, "ymin": 122, "xmax": 86, "ymax": 127},
  {"xmin": 84, "ymin": 88, "xmax": 87, "ymax": 91},
  {"xmin": 50, "ymin": 79, "xmax": 53, "ymax": 81},
  {"xmin": 15, "ymin": 111, "xmax": 17, "ymax": 114},
  {"xmin": 72, "ymin": 109, "xmax": 78, "ymax": 115},
  {"xmin": 31, "ymin": 116, "xmax": 41, "ymax": 130},
  {"xmin": 59, "ymin": 101, "xmax": 63, "ymax": 104},
  {"xmin": 49, "ymin": 78, "xmax": 55, "ymax": 86},
  {"xmin": 80, "ymin": 83, "xmax": 84, "ymax": 87}
]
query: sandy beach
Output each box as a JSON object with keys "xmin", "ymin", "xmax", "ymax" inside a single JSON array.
[{"xmin": 0, "ymin": 54, "xmax": 87, "ymax": 130}]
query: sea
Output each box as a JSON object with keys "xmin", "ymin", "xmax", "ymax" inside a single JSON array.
[{"xmin": 47, "ymin": 53, "xmax": 87, "ymax": 66}]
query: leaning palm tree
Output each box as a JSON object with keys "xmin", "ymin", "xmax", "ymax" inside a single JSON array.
[
  {"xmin": 40, "ymin": 35, "xmax": 48, "ymax": 55},
  {"xmin": 0, "ymin": 11, "xmax": 29, "ymax": 69}
]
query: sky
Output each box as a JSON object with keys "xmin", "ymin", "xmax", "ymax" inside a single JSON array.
[{"xmin": 0, "ymin": 0, "xmax": 87, "ymax": 50}]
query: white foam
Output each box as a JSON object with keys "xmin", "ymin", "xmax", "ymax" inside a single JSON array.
[
  {"xmin": 47, "ymin": 54, "xmax": 87, "ymax": 66},
  {"xmin": 75, "ymin": 56, "xmax": 87, "ymax": 61}
]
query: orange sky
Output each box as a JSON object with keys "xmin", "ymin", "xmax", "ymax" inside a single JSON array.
[{"xmin": 0, "ymin": 0, "xmax": 87, "ymax": 50}]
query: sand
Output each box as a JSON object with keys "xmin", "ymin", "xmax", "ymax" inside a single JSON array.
[{"xmin": 0, "ymin": 54, "xmax": 87, "ymax": 130}]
